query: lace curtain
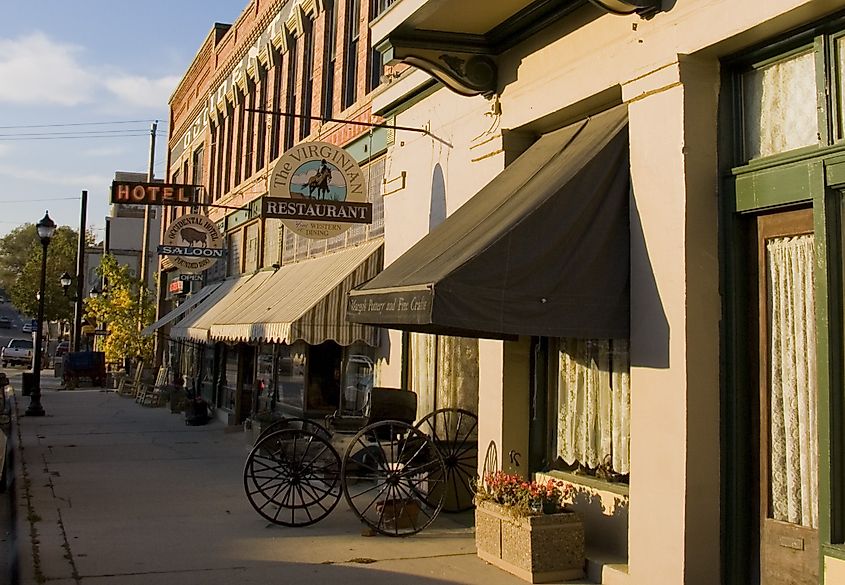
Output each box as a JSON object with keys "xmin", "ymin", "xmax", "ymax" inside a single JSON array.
[
  {"xmin": 556, "ymin": 339, "xmax": 630, "ymax": 475},
  {"xmin": 742, "ymin": 50, "xmax": 818, "ymax": 160},
  {"xmin": 767, "ymin": 235, "xmax": 818, "ymax": 528},
  {"xmin": 408, "ymin": 334, "xmax": 479, "ymax": 418}
]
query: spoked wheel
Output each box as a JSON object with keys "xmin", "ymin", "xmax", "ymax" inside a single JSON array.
[
  {"xmin": 414, "ymin": 408, "xmax": 479, "ymax": 512},
  {"xmin": 243, "ymin": 428, "xmax": 342, "ymax": 527},
  {"xmin": 341, "ymin": 420, "xmax": 447, "ymax": 537},
  {"xmin": 255, "ymin": 416, "xmax": 331, "ymax": 444}
]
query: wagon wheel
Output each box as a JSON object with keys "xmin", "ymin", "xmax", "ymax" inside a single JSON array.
[
  {"xmin": 243, "ymin": 428, "xmax": 342, "ymax": 527},
  {"xmin": 414, "ymin": 408, "xmax": 479, "ymax": 512},
  {"xmin": 256, "ymin": 416, "xmax": 331, "ymax": 444},
  {"xmin": 341, "ymin": 420, "xmax": 447, "ymax": 537}
]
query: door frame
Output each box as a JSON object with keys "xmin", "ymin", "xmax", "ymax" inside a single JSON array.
[{"xmin": 725, "ymin": 157, "xmax": 845, "ymax": 585}]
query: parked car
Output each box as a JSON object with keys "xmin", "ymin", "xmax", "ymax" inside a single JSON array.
[
  {"xmin": 21, "ymin": 322, "xmax": 33, "ymax": 333},
  {"xmin": 1, "ymin": 338, "xmax": 33, "ymax": 367},
  {"xmin": 0, "ymin": 317, "xmax": 11, "ymax": 328}
]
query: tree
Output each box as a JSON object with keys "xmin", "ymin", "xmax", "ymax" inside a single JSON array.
[
  {"xmin": 3, "ymin": 225, "xmax": 82, "ymax": 322},
  {"xmin": 84, "ymin": 254, "xmax": 155, "ymax": 364}
]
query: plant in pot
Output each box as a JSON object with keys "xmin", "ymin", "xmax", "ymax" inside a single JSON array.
[{"xmin": 474, "ymin": 471, "xmax": 585, "ymax": 583}]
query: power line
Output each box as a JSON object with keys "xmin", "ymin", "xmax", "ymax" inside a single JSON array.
[
  {"xmin": 0, "ymin": 119, "xmax": 167, "ymax": 130},
  {"xmin": 0, "ymin": 128, "xmax": 152, "ymax": 138},
  {"xmin": 0, "ymin": 197, "xmax": 81, "ymax": 203},
  {"xmin": 0, "ymin": 133, "xmax": 151, "ymax": 141}
]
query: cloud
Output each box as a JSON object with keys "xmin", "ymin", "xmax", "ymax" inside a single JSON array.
[
  {"xmin": 104, "ymin": 74, "xmax": 180, "ymax": 110},
  {"xmin": 0, "ymin": 32, "xmax": 176, "ymax": 112},
  {"xmin": 0, "ymin": 163, "xmax": 109, "ymax": 187},
  {"xmin": 0, "ymin": 33, "xmax": 95, "ymax": 106},
  {"xmin": 0, "ymin": 145, "xmax": 11, "ymax": 157}
]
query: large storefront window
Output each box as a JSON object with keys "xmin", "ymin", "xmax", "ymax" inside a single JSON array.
[
  {"xmin": 407, "ymin": 333, "xmax": 479, "ymax": 419},
  {"xmin": 553, "ymin": 338, "xmax": 630, "ymax": 479},
  {"xmin": 275, "ymin": 342, "xmax": 306, "ymax": 410}
]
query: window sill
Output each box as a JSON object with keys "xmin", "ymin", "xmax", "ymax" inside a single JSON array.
[
  {"xmin": 537, "ymin": 470, "xmax": 630, "ymax": 498},
  {"xmin": 822, "ymin": 544, "xmax": 845, "ymax": 561}
]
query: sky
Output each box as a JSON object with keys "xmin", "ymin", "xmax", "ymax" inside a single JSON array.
[{"xmin": 0, "ymin": 0, "xmax": 246, "ymax": 239}]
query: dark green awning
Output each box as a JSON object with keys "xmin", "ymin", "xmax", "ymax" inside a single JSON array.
[{"xmin": 347, "ymin": 105, "xmax": 630, "ymax": 340}]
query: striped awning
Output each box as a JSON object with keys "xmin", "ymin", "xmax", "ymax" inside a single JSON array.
[
  {"xmin": 169, "ymin": 275, "xmax": 256, "ymax": 342},
  {"xmin": 209, "ymin": 239, "xmax": 383, "ymax": 346},
  {"xmin": 141, "ymin": 282, "xmax": 222, "ymax": 336}
]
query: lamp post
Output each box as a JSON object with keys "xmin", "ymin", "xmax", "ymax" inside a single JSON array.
[{"xmin": 26, "ymin": 211, "xmax": 56, "ymax": 417}]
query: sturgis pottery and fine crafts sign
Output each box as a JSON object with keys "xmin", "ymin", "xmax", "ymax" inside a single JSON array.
[
  {"xmin": 265, "ymin": 141, "xmax": 373, "ymax": 240},
  {"xmin": 157, "ymin": 213, "xmax": 225, "ymax": 273}
]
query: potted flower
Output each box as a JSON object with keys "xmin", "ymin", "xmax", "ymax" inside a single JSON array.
[{"xmin": 474, "ymin": 471, "xmax": 584, "ymax": 583}]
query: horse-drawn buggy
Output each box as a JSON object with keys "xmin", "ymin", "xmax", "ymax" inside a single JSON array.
[
  {"xmin": 243, "ymin": 357, "xmax": 478, "ymax": 537},
  {"xmin": 62, "ymin": 351, "xmax": 106, "ymax": 389}
]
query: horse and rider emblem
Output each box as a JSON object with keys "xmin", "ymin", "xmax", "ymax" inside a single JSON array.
[{"xmin": 291, "ymin": 158, "xmax": 343, "ymax": 200}]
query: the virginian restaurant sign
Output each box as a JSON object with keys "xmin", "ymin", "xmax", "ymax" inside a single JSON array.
[{"xmin": 267, "ymin": 141, "xmax": 372, "ymax": 239}]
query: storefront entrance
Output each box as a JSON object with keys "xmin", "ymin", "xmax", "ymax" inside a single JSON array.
[{"xmin": 755, "ymin": 209, "xmax": 818, "ymax": 585}]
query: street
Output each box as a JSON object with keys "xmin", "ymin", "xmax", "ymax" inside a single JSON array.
[{"xmin": 2, "ymin": 375, "xmax": 550, "ymax": 585}]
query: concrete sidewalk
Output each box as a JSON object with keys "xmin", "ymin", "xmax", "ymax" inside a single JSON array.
[{"xmin": 9, "ymin": 373, "xmax": 594, "ymax": 585}]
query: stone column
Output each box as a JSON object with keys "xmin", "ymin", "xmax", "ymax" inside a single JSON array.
[{"xmin": 622, "ymin": 54, "xmax": 721, "ymax": 585}]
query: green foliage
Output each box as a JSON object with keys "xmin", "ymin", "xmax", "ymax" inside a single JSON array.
[
  {"xmin": 2, "ymin": 225, "xmax": 82, "ymax": 322},
  {"xmin": 84, "ymin": 254, "xmax": 155, "ymax": 364}
]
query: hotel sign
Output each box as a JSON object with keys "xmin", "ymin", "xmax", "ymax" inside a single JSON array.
[
  {"xmin": 158, "ymin": 213, "xmax": 224, "ymax": 273},
  {"xmin": 111, "ymin": 181, "xmax": 202, "ymax": 206},
  {"xmin": 268, "ymin": 141, "xmax": 370, "ymax": 240}
]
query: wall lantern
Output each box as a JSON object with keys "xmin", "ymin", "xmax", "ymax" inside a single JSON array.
[{"xmin": 588, "ymin": 0, "xmax": 661, "ymax": 15}]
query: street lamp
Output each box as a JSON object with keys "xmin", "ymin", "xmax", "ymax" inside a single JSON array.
[
  {"xmin": 89, "ymin": 285, "xmax": 101, "ymax": 299},
  {"xmin": 60, "ymin": 272, "xmax": 72, "ymax": 295},
  {"xmin": 26, "ymin": 211, "xmax": 56, "ymax": 417}
]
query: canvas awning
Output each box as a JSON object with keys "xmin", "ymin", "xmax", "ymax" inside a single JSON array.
[
  {"xmin": 209, "ymin": 239, "xmax": 383, "ymax": 346},
  {"xmin": 347, "ymin": 105, "xmax": 630, "ymax": 340},
  {"xmin": 168, "ymin": 275, "xmax": 257, "ymax": 342},
  {"xmin": 141, "ymin": 282, "xmax": 222, "ymax": 336}
]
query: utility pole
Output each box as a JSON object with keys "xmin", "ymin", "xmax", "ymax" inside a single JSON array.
[
  {"xmin": 139, "ymin": 121, "xmax": 157, "ymax": 329},
  {"xmin": 72, "ymin": 190, "xmax": 88, "ymax": 352}
]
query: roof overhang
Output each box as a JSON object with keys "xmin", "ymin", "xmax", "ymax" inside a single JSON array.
[{"xmin": 372, "ymin": 0, "xmax": 660, "ymax": 96}]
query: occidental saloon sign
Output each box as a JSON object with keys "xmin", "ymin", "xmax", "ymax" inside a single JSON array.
[
  {"xmin": 157, "ymin": 213, "xmax": 224, "ymax": 273},
  {"xmin": 266, "ymin": 141, "xmax": 372, "ymax": 240}
]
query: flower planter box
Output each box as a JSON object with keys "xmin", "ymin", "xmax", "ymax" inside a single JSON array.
[{"xmin": 475, "ymin": 500, "xmax": 585, "ymax": 583}]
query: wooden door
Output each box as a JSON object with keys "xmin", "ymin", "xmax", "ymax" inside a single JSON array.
[{"xmin": 756, "ymin": 209, "xmax": 819, "ymax": 585}]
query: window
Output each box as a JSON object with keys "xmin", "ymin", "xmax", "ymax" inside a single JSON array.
[
  {"xmin": 285, "ymin": 36, "xmax": 298, "ymax": 151},
  {"xmin": 244, "ymin": 222, "xmax": 259, "ymax": 273},
  {"xmin": 367, "ymin": 0, "xmax": 387, "ymax": 92},
  {"xmin": 245, "ymin": 89, "xmax": 255, "ymax": 177},
  {"xmin": 342, "ymin": 0, "xmax": 360, "ymax": 110},
  {"xmin": 322, "ymin": 0, "xmax": 338, "ymax": 120},
  {"xmin": 406, "ymin": 334, "xmax": 479, "ymax": 417},
  {"xmin": 208, "ymin": 123, "xmax": 217, "ymax": 199},
  {"xmin": 234, "ymin": 97, "xmax": 245, "ymax": 185},
  {"xmin": 548, "ymin": 338, "xmax": 630, "ymax": 481},
  {"xmin": 192, "ymin": 146, "xmax": 204, "ymax": 187},
  {"xmin": 741, "ymin": 49, "xmax": 818, "ymax": 160},
  {"xmin": 223, "ymin": 112, "xmax": 234, "ymax": 194},
  {"xmin": 214, "ymin": 121, "xmax": 225, "ymax": 200},
  {"xmin": 262, "ymin": 218, "xmax": 282, "ymax": 267},
  {"xmin": 256, "ymin": 72, "xmax": 267, "ymax": 168},
  {"xmin": 276, "ymin": 342, "xmax": 307, "ymax": 410},
  {"xmin": 269, "ymin": 55, "xmax": 283, "ymax": 161},
  {"xmin": 301, "ymin": 19, "xmax": 315, "ymax": 139},
  {"xmin": 228, "ymin": 229, "xmax": 242, "ymax": 275}
]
